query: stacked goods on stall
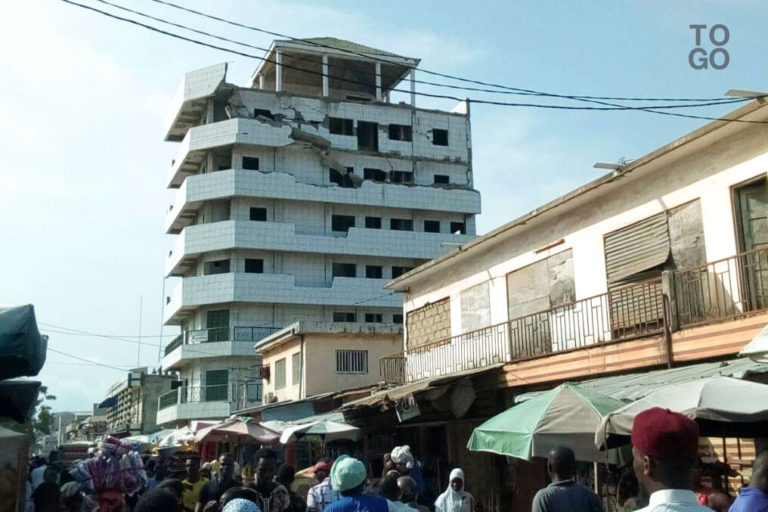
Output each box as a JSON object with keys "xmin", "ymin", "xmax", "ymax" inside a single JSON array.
[
  {"xmin": 70, "ymin": 437, "xmax": 147, "ymax": 504},
  {"xmin": 59, "ymin": 441, "xmax": 96, "ymax": 471}
]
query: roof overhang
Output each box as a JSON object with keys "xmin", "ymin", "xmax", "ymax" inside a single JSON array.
[{"xmin": 386, "ymin": 98, "xmax": 768, "ymax": 292}]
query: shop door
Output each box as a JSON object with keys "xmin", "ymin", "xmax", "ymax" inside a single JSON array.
[{"xmin": 736, "ymin": 180, "xmax": 768, "ymax": 310}]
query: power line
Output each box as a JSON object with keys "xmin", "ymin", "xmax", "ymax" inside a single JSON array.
[
  {"xmin": 47, "ymin": 348, "xmax": 130, "ymax": 372},
  {"xmin": 147, "ymin": 0, "xmax": 758, "ymax": 104},
  {"xmin": 39, "ymin": 322, "xmax": 176, "ymax": 338},
  {"xmin": 58, "ymin": 0, "xmax": 767, "ymax": 122}
]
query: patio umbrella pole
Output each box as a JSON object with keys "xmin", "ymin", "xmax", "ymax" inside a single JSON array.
[{"xmin": 593, "ymin": 462, "xmax": 599, "ymax": 493}]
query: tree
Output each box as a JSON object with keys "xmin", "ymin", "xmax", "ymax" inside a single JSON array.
[{"xmin": 35, "ymin": 406, "xmax": 54, "ymax": 436}]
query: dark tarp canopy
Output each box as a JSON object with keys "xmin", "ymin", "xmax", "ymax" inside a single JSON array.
[
  {"xmin": 0, "ymin": 305, "xmax": 47, "ymax": 380},
  {"xmin": 0, "ymin": 380, "xmax": 41, "ymax": 422}
]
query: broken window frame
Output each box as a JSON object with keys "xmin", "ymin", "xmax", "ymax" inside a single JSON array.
[
  {"xmin": 363, "ymin": 168, "xmax": 387, "ymax": 183},
  {"xmin": 329, "ymin": 117, "xmax": 354, "ymax": 136},
  {"xmin": 365, "ymin": 216, "xmax": 382, "ymax": 229},
  {"xmin": 203, "ymin": 259, "xmax": 231, "ymax": 276},
  {"xmin": 390, "ymin": 171, "xmax": 415, "ymax": 184},
  {"xmin": 332, "ymin": 312, "xmax": 357, "ymax": 323},
  {"xmin": 388, "ymin": 124, "xmax": 413, "ymax": 142},
  {"xmin": 424, "ymin": 220, "xmax": 441, "ymax": 233},
  {"xmin": 434, "ymin": 174, "xmax": 450, "ymax": 185}
]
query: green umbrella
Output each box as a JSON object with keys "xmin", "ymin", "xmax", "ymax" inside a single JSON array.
[{"xmin": 467, "ymin": 383, "xmax": 624, "ymax": 462}]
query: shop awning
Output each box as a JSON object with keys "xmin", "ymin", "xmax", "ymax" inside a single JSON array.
[
  {"xmin": 0, "ymin": 380, "xmax": 41, "ymax": 422},
  {"xmin": 597, "ymin": 376, "xmax": 768, "ymax": 449},
  {"xmin": 515, "ymin": 358, "xmax": 768, "ymax": 404},
  {"xmin": 740, "ymin": 322, "xmax": 768, "ymax": 363},
  {"xmin": 0, "ymin": 305, "xmax": 47, "ymax": 379}
]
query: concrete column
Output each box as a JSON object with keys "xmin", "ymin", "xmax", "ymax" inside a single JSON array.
[
  {"xmin": 275, "ymin": 51, "xmax": 283, "ymax": 92},
  {"xmin": 322, "ymin": 55, "xmax": 329, "ymax": 96},
  {"xmin": 375, "ymin": 62, "xmax": 382, "ymax": 101},
  {"xmin": 258, "ymin": 74, "xmax": 264, "ymax": 89},
  {"xmin": 410, "ymin": 69, "xmax": 416, "ymax": 107}
]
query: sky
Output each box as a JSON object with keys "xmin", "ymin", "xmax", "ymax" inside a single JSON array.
[{"xmin": 1, "ymin": 0, "xmax": 766, "ymax": 412}]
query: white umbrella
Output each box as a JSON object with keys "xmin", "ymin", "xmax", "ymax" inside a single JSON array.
[
  {"xmin": 195, "ymin": 417, "xmax": 279, "ymax": 444},
  {"xmin": 596, "ymin": 376, "xmax": 768, "ymax": 450},
  {"xmin": 158, "ymin": 426, "xmax": 195, "ymax": 448},
  {"xmin": 279, "ymin": 420, "xmax": 360, "ymax": 444}
]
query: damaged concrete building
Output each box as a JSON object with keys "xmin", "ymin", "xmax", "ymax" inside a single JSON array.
[{"xmin": 157, "ymin": 38, "xmax": 480, "ymax": 425}]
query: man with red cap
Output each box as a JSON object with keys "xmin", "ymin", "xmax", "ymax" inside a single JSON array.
[
  {"xmin": 307, "ymin": 458, "xmax": 340, "ymax": 512},
  {"xmin": 631, "ymin": 407, "xmax": 712, "ymax": 511}
]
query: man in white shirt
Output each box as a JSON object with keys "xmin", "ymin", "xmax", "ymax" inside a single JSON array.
[{"xmin": 631, "ymin": 407, "xmax": 712, "ymax": 512}]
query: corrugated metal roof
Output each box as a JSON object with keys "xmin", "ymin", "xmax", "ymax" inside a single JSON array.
[
  {"xmin": 515, "ymin": 358, "xmax": 768, "ymax": 403},
  {"xmin": 290, "ymin": 37, "xmax": 408, "ymax": 59}
]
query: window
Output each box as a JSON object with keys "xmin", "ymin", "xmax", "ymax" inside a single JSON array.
[
  {"xmin": 390, "ymin": 171, "xmax": 414, "ymax": 184},
  {"xmin": 242, "ymin": 156, "xmax": 259, "ymax": 170},
  {"xmin": 392, "ymin": 266, "xmax": 414, "ymax": 279},
  {"xmin": 329, "ymin": 168, "xmax": 356, "ymax": 188},
  {"xmin": 292, "ymin": 352, "xmax": 301, "ymax": 386},
  {"xmin": 332, "ymin": 263, "xmax": 357, "ymax": 278},
  {"xmin": 365, "ymin": 217, "xmax": 382, "ymax": 229},
  {"xmin": 331, "ymin": 215, "xmax": 356, "ymax": 233},
  {"xmin": 250, "ymin": 207, "xmax": 267, "ymax": 221},
  {"xmin": 424, "ymin": 220, "xmax": 441, "ymax": 233},
  {"xmin": 357, "ymin": 121, "xmax": 379, "ymax": 151},
  {"xmin": 365, "ymin": 313, "xmax": 383, "ymax": 323},
  {"xmin": 450, "ymin": 222, "xmax": 466, "ymax": 235},
  {"xmin": 363, "ymin": 168, "xmax": 387, "ymax": 182},
  {"xmin": 203, "ymin": 259, "xmax": 230, "ymax": 275},
  {"xmin": 393, "ymin": 314, "xmax": 404, "ymax": 324},
  {"xmin": 332, "ymin": 312, "xmax": 356, "ymax": 322},
  {"xmin": 205, "ymin": 369, "xmax": 228, "ymax": 402},
  {"xmin": 366, "ymin": 265, "xmax": 383, "ymax": 279},
  {"xmin": 244, "ymin": 259, "xmax": 263, "ymax": 273},
  {"xmin": 336, "ymin": 350, "xmax": 368, "ymax": 373},
  {"xmin": 434, "ymin": 174, "xmax": 450, "ymax": 185},
  {"xmin": 432, "ymin": 129, "xmax": 449, "ymax": 146},
  {"xmin": 390, "ymin": 218, "xmax": 414, "ymax": 231},
  {"xmin": 388, "ymin": 124, "xmax": 413, "ymax": 142},
  {"xmin": 329, "ymin": 117, "xmax": 354, "ymax": 136},
  {"xmin": 275, "ymin": 358, "xmax": 286, "ymax": 390},
  {"xmin": 253, "ymin": 108, "xmax": 275, "ymax": 120},
  {"xmin": 206, "ymin": 310, "xmax": 229, "ymax": 342}
]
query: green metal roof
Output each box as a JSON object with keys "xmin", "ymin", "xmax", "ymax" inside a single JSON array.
[{"xmin": 283, "ymin": 37, "xmax": 414, "ymax": 61}]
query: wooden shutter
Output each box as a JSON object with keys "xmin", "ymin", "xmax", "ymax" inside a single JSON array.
[{"xmin": 604, "ymin": 213, "xmax": 670, "ymax": 286}]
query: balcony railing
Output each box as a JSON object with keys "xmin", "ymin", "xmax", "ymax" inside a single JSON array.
[
  {"xmin": 381, "ymin": 279, "xmax": 664, "ymax": 384},
  {"xmin": 673, "ymin": 246, "xmax": 768, "ymax": 328},
  {"xmin": 158, "ymin": 382, "xmax": 262, "ymax": 411},
  {"xmin": 164, "ymin": 334, "xmax": 184, "ymax": 356},
  {"xmin": 163, "ymin": 326, "xmax": 282, "ymax": 355}
]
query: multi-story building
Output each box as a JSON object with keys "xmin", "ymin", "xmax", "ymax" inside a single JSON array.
[
  {"xmin": 340, "ymin": 98, "xmax": 768, "ymax": 510},
  {"xmin": 158, "ymin": 37, "xmax": 480, "ymax": 421},
  {"xmin": 101, "ymin": 368, "xmax": 176, "ymax": 436}
]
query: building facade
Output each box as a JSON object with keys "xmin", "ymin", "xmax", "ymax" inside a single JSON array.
[
  {"xmin": 159, "ymin": 38, "xmax": 480, "ymax": 423},
  {"xmin": 102, "ymin": 368, "xmax": 176, "ymax": 436},
  {"xmin": 341, "ymin": 99, "xmax": 768, "ymax": 511}
]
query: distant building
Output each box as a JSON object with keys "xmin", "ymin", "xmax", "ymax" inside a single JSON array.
[
  {"xmin": 158, "ymin": 37, "xmax": 479, "ymax": 423},
  {"xmin": 101, "ymin": 368, "xmax": 176, "ymax": 436}
]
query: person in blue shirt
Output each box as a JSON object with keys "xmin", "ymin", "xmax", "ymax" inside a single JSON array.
[
  {"xmin": 730, "ymin": 451, "xmax": 768, "ymax": 512},
  {"xmin": 324, "ymin": 456, "xmax": 388, "ymax": 512}
]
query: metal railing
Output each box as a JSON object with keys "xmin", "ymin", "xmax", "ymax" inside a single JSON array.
[
  {"xmin": 382, "ymin": 279, "xmax": 664, "ymax": 384},
  {"xmin": 674, "ymin": 247, "xmax": 768, "ymax": 328},
  {"xmin": 163, "ymin": 326, "xmax": 282, "ymax": 355},
  {"xmin": 164, "ymin": 334, "xmax": 183, "ymax": 356},
  {"xmin": 158, "ymin": 382, "xmax": 263, "ymax": 411}
]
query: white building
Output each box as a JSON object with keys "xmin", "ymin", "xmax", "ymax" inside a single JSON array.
[{"xmin": 158, "ymin": 38, "xmax": 479, "ymax": 424}]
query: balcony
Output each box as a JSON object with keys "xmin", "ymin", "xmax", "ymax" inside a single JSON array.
[
  {"xmin": 156, "ymin": 382, "xmax": 262, "ymax": 426},
  {"xmin": 168, "ymin": 118, "xmax": 293, "ymax": 188},
  {"xmin": 382, "ymin": 279, "xmax": 666, "ymax": 385},
  {"xmin": 162, "ymin": 326, "xmax": 279, "ymax": 369},
  {"xmin": 166, "ymin": 220, "xmax": 472, "ymax": 277},
  {"xmin": 164, "ymin": 273, "xmax": 401, "ymax": 324},
  {"xmin": 165, "ymin": 169, "xmax": 481, "ymax": 234},
  {"xmin": 383, "ymin": 247, "xmax": 768, "ymax": 385}
]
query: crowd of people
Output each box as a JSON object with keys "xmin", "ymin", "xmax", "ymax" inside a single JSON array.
[{"xmin": 21, "ymin": 409, "xmax": 768, "ymax": 512}]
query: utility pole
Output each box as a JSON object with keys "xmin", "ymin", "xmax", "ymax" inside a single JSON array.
[{"xmin": 137, "ymin": 297, "xmax": 143, "ymax": 367}]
